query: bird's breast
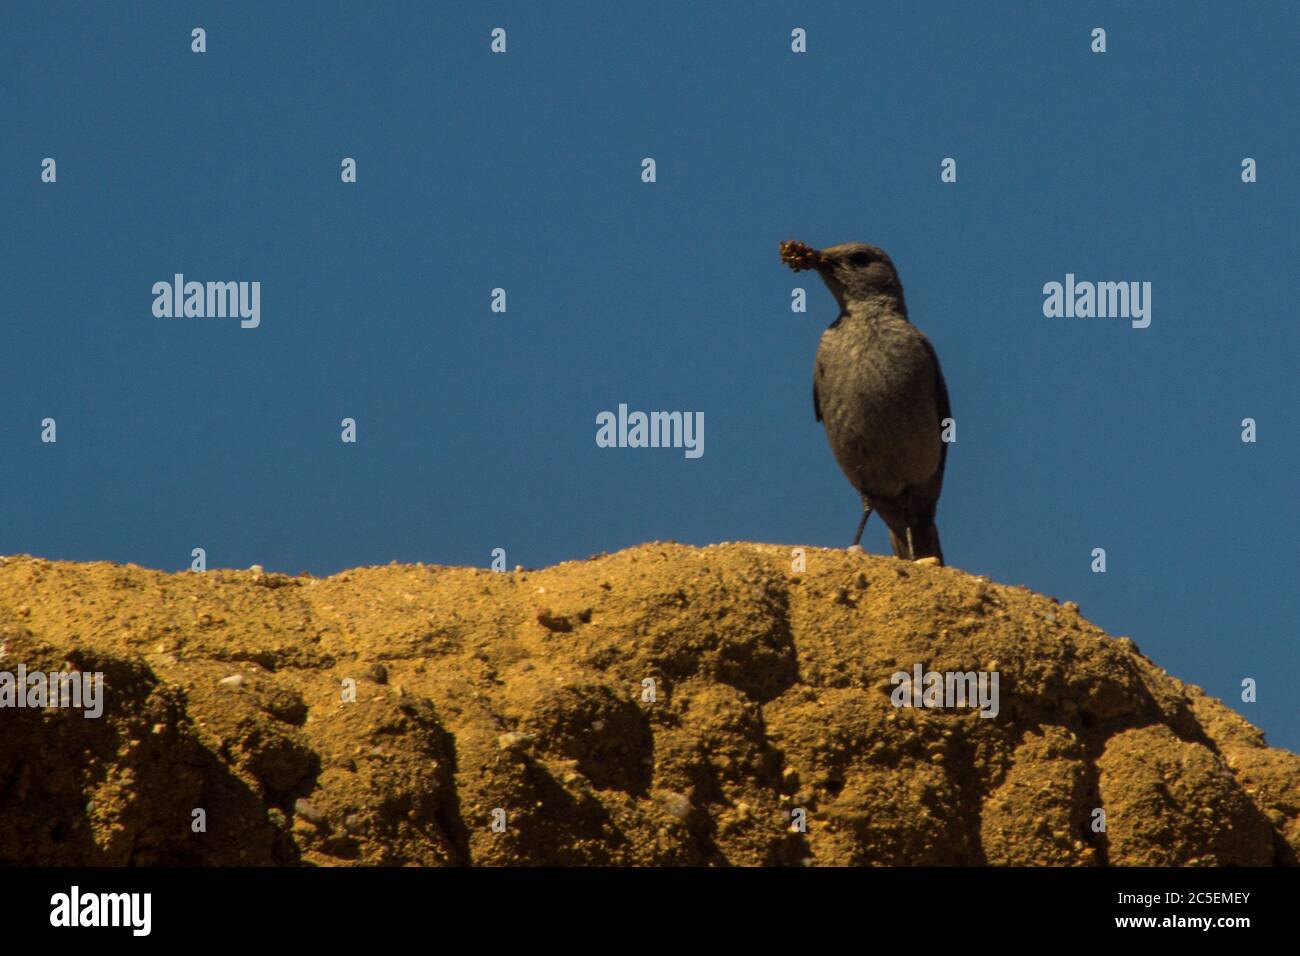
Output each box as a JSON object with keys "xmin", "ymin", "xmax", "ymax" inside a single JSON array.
[{"xmin": 814, "ymin": 320, "xmax": 942, "ymax": 493}]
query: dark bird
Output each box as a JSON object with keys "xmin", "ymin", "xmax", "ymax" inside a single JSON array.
[{"xmin": 780, "ymin": 239, "xmax": 950, "ymax": 565}]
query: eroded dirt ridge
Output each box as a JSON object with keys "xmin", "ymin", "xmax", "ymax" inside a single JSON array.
[{"xmin": 0, "ymin": 543, "xmax": 1296, "ymax": 866}]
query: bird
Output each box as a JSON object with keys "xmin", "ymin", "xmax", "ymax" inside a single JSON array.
[{"xmin": 780, "ymin": 239, "xmax": 951, "ymax": 565}]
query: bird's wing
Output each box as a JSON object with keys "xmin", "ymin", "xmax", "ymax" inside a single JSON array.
[
  {"xmin": 813, "ymin": 319, "xmax": 843, "ymax": 423},
  {"xmin": 923, "ymin": 338, "xmax": 952, "ymax": 480}
]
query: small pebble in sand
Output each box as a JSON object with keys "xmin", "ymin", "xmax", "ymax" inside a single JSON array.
[{"xmin": 293, "ymin": 798, "xmax": 325, "ymax": 825}]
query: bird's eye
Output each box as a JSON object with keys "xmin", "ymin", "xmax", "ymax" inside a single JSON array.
[{"xmin": 849, "ymin": 251, "xmax": 872, "ymax": 266}]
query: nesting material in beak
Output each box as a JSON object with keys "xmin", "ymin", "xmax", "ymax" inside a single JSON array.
[{"xmin": 779, "ymin": 239, "xmax": 821, "ymax": 272}]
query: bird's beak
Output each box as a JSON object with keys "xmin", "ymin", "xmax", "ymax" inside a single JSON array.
[{"xmin": 779, "ymin": 239, "xmax": 822, "ymax": 273}]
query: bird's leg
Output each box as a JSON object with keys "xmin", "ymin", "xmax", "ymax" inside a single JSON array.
[
  {"xmin": 901, "ymin": 501, "xmax": 917, "ymax": 559},
  {"xmin": 852, "ymin": 506, "xmax": 872, "ymax": 547}
]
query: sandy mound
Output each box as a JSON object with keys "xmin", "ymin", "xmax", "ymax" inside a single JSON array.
[{"xmin": 0, "ymin": 543, "xmax": 1295, "ymax": 866}]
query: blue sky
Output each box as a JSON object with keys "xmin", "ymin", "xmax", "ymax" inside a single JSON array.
[{"xmin": 3, "ymin": 2, "xmax": 1297, "ymax": 750}]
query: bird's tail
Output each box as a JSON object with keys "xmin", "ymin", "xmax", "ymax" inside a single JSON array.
[{"xmin": 888, "ymin": 523, "xmax": 944, "ymax": 566}]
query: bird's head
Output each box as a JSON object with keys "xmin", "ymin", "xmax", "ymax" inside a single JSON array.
[{"xmin": 780, "ymin": 239, "xmax": 903, "ymax": 309}]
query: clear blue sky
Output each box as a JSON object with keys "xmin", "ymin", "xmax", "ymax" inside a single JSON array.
[{"xmin": 3, "ymin": 2, "xmax": 1297, "ymax": 750}]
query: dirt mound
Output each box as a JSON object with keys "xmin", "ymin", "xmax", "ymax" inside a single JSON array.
[{"xmin": 0, "ymin": 543, "xmax": 1295, "ymax": 866}]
